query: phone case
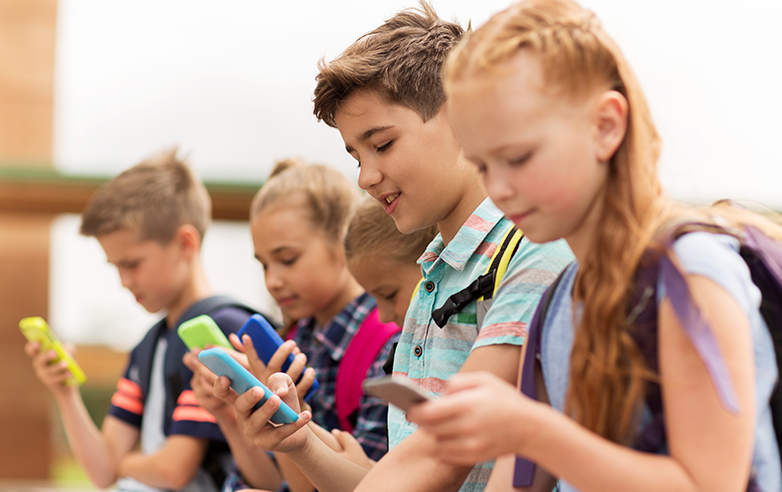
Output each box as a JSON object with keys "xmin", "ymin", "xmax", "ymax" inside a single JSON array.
[
  {"xmin": 237, "ymin": 314, "xmax": 319, "ymax": 401},
  {"xmin": 197, "ymin": 348, "xmax": 299, "ymax": 424},
  {"xmin": 19, "ymin": 317, "xmax": 87, "ymax": 386},
  {"xmin": 177, "ymin": 315, "xmax": 233, "ymax": 350},
  {"xmin": 362, "ymin": 375, "xmax": 432, "ymax": 411}
]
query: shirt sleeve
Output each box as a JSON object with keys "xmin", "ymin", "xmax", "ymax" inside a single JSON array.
[
  {"xmin": 473, "ymin": 237, "xmax": 573, "ymax": 351},
  {"xmin": 168, "ymin": 305, "xmax": 255, "ymax": 440},
  {"xmin": 353, "ymin": 331, "xmax": 401, "ymax": 461},
  {"xmin": 107, "ymin": 349, "xmax": 144, "ymax": 428}
]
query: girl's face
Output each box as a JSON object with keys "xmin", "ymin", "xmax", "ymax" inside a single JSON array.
[
  {"xmin": 447, "ymin": 50, "xmax": 626, "ymax": 256},
  {"xmin": 251, "ymin": 196, "xmax": 356, "ymax": 326},
  {"xmin": 348, "ymin": 255, "xmax": 422, "ymax": 327}
]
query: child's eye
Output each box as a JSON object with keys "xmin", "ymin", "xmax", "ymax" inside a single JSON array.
[
  {"xmin": 509, "ymin": 152, "xmax": 532, "ymax": 166},
  {"xmin": 383, "ymin": 291, "xmax": 398, "ymax": 302},
  {"xmin": 280, "ymin": 257, "xmax": 298, "ymax": 266},
  {"xmin": 377, "ymin": 141, "xmax": 393, "ymax": 153}
]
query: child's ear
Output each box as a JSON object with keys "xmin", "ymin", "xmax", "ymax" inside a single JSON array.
[
  {"xmin": 592, "ymin": 90, "xmax": 628, "ymax": 163},
  {"xmin": 175, "ymin": 224, "xmax": 202, "ymax": 259}
]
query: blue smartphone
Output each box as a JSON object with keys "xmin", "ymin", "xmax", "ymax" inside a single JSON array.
[
  {"xmin": 237, "ymin": 314, "xmax": 319, "ymax": 401},
  {"xmin": 197, "ymin": 348, "xmax": 299, "ymax": 425}
]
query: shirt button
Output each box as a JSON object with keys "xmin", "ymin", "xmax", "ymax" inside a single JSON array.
[
  {"xmin": 413, "ymin": 345, "xmax": 423, "ymax": 357},
  {"xmin": 424, "ymin": 281, "xmax": 435, "ymax": 292}
]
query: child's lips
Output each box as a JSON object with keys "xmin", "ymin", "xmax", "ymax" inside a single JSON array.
[{"xmin": 277, "ymin": 296, "xmax": 297, "ymax": 307}]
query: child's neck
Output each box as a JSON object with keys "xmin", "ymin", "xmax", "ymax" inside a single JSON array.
[
  {"xmin": 165, "ymin": 259, "xmax": 213, "ymax": 328},
  {"xmin": 313, "ymin": 275, "xmax": 365, "ymax": 328},
  {"xmin": 438, "ymin": 184, "xmax": 487, "ymax": 246}
]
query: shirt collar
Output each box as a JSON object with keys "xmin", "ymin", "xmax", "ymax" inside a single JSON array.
[
  {"xmin": 418, "ymin": 198, "xmax": 504, "ymax": 273},
  {"xmin": 305, "ymin": 292, "xmax": 376, "ymax": 361}
]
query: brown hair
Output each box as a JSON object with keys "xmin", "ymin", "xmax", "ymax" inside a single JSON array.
[
  {"xmin": 313, "ymin": 1, "xmax": 465, "ymax": 128},
  {"xmin": 251, "ymin": 158, "xmax": 359, "ymax": 243},
  {"xmin": 344, "ymin": 196, "xmax": 438, "ymax": 264},
  {"xmin": 446, "ymin": 0, "xmax": 782, "ymax": 445},
  {"xmin": 80, "ymin": 148, "xmax": 211, "ymax": 243}
]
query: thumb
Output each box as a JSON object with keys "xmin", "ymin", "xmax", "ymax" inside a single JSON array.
[{"xmin": 332, "ymin": 429, "xmax": 363, "ymax": 453}]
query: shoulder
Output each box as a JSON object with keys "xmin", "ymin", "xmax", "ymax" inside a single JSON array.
[
  {"xmin": 501, "ymin": 237, "xmax": 574, "ymax": 290},
  {"xmin": 209, "ymin": 304, "xmax": 257, "ymax": 334},
  {"xmin": 667, "ymin": 232, "xmax": 759, "ymax": 313}
]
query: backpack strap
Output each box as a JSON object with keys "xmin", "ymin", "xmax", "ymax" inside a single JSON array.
[
  {"xmin": 336, "ymin": 308, "xmax": 402, "ymax": 434},
  {"xmin": 432, "ymin": 226, "xmax": 523, "ymax": 328},
  {"xmin": 514, "ymin": 264, "xmax": 569, "ymax": 487}
]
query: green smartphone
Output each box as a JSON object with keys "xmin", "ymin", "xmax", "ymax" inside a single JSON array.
[
  {"xmin": 19, "ymin": 316, "xmax": 87, "ymax": 386},
  {"xmin": 177, "ymin": 315, "xmax": 233, "ymax": 351}
]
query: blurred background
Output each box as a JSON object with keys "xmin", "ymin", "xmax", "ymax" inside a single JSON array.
[{"xmin": 1, "ymin": 0, "xmax": 780, "ymax": 488}]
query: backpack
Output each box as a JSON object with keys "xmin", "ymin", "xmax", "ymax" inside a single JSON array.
[
  {"xmin": 286, "ymin": 306, "xmax": 401, "ymax": 434},
  {"xmin": 431, "ymin": 225, "xmax": 524, "ymax": 328},
  {"xmin": 383, "ymin": 225, "xmax": 525, "ymax": 379},
  {"xmin": 513, "ymin": 223, "xmax": 782, "ymax": 488},
  {"xmin": 135, "ymin": 295, "xmax": 266, "ymax": 489}
]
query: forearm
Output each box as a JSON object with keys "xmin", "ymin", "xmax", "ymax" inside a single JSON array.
[
  {"xmin": 54, "ymin": 390, "xmax": 122, "ymax": 488},
  {"xmin": 217, "ymin": 413, "xmax": 282, "ymax": 490},
  {"xmin": 354, "ymin": 430, "xmax": 470, "ymax": 492},
  {"xmin": 286, "ymin": 428, "xmax": 370, "ymax": 492},
  {"xmin": 520, "ymin": 405, "xmax": 702, "ymax": 492},
  {"xmin": 118, "ymin": 452, "xmax": 184, "ymax": 489}
]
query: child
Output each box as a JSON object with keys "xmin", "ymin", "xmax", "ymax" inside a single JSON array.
[
  {"xmin": 344, "ymin": 197, "xmax": 439, "ymax": 327},
  {"xmin": 408, "ymin": 1, "xmax": 782, "ymax": 491},
  {"xmin": 211, "ymin": 159, "xmax": 400, "ymax": 492},
  {"xmin": 225, "ymin": 4, "xmax": 573, "ymax": 492},
  {"xmin": 24, "ymin": 150, "xmax": 255, "ymax": 492}
]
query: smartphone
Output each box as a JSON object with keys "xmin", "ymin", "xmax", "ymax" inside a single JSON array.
[
  {"xmin": 197, "ymin": 347, "xmax": 299, "ymax": 425},
  {"xmin": 362, "ymin": 375, "xmax": 433, "ymax": 411},
  {"xmin": 19, "ymin": 317, "xmax": 87, "ymax": 386},
  {"xmin": 237, "ymin": 314, "xmax": 319, "ymax": 402},
  {"xmin": 178, "ymin": 315, "xmax": 233, "ymax": 351}
]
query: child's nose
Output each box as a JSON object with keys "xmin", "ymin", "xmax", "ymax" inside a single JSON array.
[{"xmin": 357, "ymin": 159, "xmax": 383, "ymax": 191}]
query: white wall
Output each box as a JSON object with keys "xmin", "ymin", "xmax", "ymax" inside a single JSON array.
[{"xmin": 48, "ymin": 0, "xmax": 782, "ymax": 348}]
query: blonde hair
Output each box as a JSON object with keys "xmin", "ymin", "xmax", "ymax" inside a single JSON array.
[
  {"xmin": 344, "ymin": 197, "xmax": 438, "ymax": 264},
  {"xmin": 80, "ymin": 148, "xmax": 211, "ymax": 243},
  {"xmin": 446, "ymin": 0, "xmax": 782, "ymax": 445},
  {"xmin": 313, "ymin": 1, "xmax": 465, "ymax": 128},
  {"xmin": 251, "ymin": 158, "xmax": 359, "ymax": 243}
]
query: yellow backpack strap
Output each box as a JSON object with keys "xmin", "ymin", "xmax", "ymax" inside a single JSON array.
[
  {"xmin": 480, "ymin": 226, "xmax": 524, "ymax": 302},
  {"xmin": 411, "ymin": 277, "xmax": 425, "ymax": 304}
]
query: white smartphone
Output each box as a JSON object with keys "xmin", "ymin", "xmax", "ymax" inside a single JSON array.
[{"xmin": 362, "ymin": 375, "xmax": 433, "ymax": 411}]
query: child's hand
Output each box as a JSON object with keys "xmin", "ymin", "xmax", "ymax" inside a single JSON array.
[
  {"xmin": 331, "ymin": 429, "xmax": 375, "ymax": 470},
  {"xmin": 229, "ymin": 372, "xmax": 312, "ymax": 454},
  {"xmin": 241, "ymin": 335, "xmax": 314, "ymax": 412},
  {"xmin": 24, "ymin": 340, "xmax": 78, "ymax": 396},
  {"xmin": 407, "ymin": 371, "xmax": 544, "ymax": 465},
  {"xmin": 183, "ymin": 349, "xmax": 234, "ymax": 422}
]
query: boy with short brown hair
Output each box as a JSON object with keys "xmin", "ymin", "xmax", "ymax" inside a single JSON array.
[{"xmin": 26, "ymin": 149, "xmax": 255, "ymax": 491}]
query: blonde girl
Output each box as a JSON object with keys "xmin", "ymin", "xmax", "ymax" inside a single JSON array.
[
  {"xmin": 408, "ymin": 1, "xmax": 782, "ymax": 491},
  {"xmin": 203, "ymin": 159, "xmax": 399, "ymax": 492},
  {"xmin": 344, "ymin": 197, "xmax": 439, "ymax": 327}
]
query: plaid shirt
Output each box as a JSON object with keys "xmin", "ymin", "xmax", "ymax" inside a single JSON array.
[{"xmin": 225, "ymin": 292, "xmax": 396, "ymax": 492}]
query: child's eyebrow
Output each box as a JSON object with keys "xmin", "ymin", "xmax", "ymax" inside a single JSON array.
[{"xmin": 345, "ymin": 126, "xmax": 393, "ymax": 153}]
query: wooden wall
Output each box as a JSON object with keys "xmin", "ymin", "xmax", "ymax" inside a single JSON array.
[{"xmin": 0, "ymin": 0, "xmax": 57, "ymax": 479}]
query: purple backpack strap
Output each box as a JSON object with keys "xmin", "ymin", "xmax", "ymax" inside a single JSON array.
[
  {"xmin": 514, "ymin": 266, "xmax": 570, "ymax": 487},
  {"xmin": 336, "ymin": 308, "xmax": 402, "ymax": 433}
]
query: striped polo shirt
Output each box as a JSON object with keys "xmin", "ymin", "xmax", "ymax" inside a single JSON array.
[{"xmin": 389, "ymin": 198, "xmax": 573, "ymax": 491}]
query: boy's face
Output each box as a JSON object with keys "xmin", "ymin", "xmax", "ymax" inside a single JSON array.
[
  {"xmin": 98, "ymin": 228, "xmax": 189, "ymax": 314},
  {"xmin": 334, "ymin": 90, "xmax": 474, "ymax": 235},
  {"xmin": 347, "ymin": 255, "xmax": 422, "ymax": 327}
]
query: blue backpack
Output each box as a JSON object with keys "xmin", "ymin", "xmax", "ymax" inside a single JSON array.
[{"xmin": 514, "ymin": 222, "xmax": 782, "ymax": 490}]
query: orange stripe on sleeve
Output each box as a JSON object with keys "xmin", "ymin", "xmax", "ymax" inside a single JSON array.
[
  {"xmin": 111, "ymin": 392, "xmax": 144, "ymax": 415},
  {"xmin": 116, "ymin": 378, "xmax": 142, "ymax": 398},
  {"xmin": 172, "ymin": 406, "xmax": 217, "ymax": 423},
  {"xmin": 177, "ymin": 390, "xmax": 200, "ymax": 406}
]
